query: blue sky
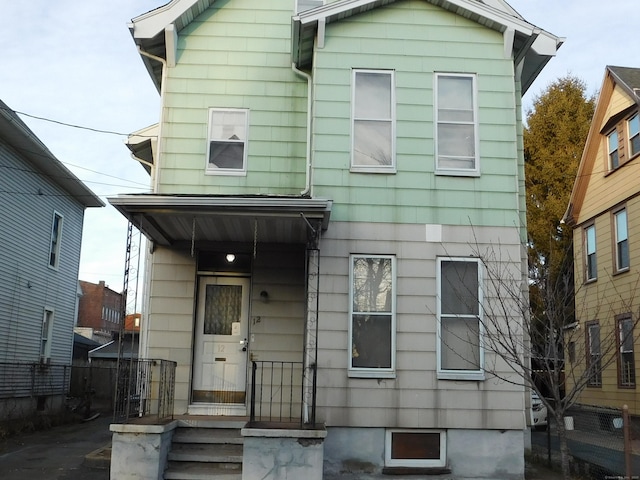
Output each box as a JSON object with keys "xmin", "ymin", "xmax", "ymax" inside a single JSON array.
[{"xmin": 0, "ymin": 0, "xmax": 637, "ymax": 296}]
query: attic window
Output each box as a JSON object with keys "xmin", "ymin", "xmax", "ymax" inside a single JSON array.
[
  {"xmin": 206, "ymin": 108, "xmax": 248, "ymax": 175},
  {"xmin": 628, "ymin": 113, "xmax": 639, "ymax": 157},
  {"xmin": 608, "ymin": 129, "xmax": 619, "ymax": 170}
]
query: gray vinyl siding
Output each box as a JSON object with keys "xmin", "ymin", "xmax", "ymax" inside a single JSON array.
[
  {"xmin": 316, "ymin": 221, "xmax": 526, "ymax": 431},
  {"xmin": 0, "ymin": 141, "xmax": 85, "ymax": 367}
]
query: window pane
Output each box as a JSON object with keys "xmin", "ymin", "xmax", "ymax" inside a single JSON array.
[
  {"xmin": 616, "ymin": 210, "xmax": 628, "ymax": 241},
  {"xmin": 440, "ymin": 317, "xmax": 480, "ymax": 370},
  {"xmin": 620, "ymin": 318, "xmax": 634, "ymax": 352},
  {"xmin": 351, "ymin": 314, "xmax": 392, "ymax": 368},
  {"xmin": 352, "ymin": 257, "xmax": 392, "ymax": 313},
  {"xmin": 354, "ymin": 120, "xmax": 392, "ymax": 166},
  {"xmin": 630, "ymin": 114, "xmax": 640, "ymax": 156},
  {"xmin": 355, "ymin": 72, "xmax": 391, "ymax": 119},
  {"xmin": 609, "ymin": 130, "xmax": 619, "ymax": 168},
  {"xmin": 438, "ymin": 76, "xmax": 473, "ymax": 117},
  {"xmin": 632, "ymin": 135, "xmax": 640, "ymax": 157},
  {"xmin": 441, "ymin": 261, "xmax": 478, "ymax": 315},
  {"xmin": 438, "ymin": 124, "xmax": 475, "ymax": 156},
  {"xmin": 210, "ymin": 110, "xmax": 246, "ymax": 140},
  {"xmin": 203, "ymin": 285, "xmax": 242, "ymax": 335},
  {"xmin": 586, "ymin": 226, "xmax": 596, "ymax": 254},
  {"xmin": 209, "ymin": 142, "xmax": 244, "ymax": 169}
]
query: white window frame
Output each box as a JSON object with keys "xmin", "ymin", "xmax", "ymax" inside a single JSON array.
[
  {"xmin": 587, "ymin": 321, "xmax": 602, "ymax": 387},
  {"xmin": 348, "ymin": 254, "xmax": 396, "ymax": 378},
  {"xmin": 585, "ymin": 224, "xmax": 597, "ymax": 281},
  {"xmin": 608, "ymin": 129, "xmax": 619, "ymax": 170},
  {"xmin": 617, "ymin": 314, "xmax": 635, "ymax": 387},
  {"xmin": 351, "ymin": 69, "xmax": 396, "ymax": 173},
  {"xmin": 385, "ymin": 429, "xmax": 446, "ymax": 468},
  {"xmin": 40, "ymin": 308, "xmax": 54, "ymax": 363},
  {"xmin": 48, "ymin": 211, "xmax": 63, "ymax": 269},
  {"xmin": 435, "ymin": 73, "xmax": 479, "ymax": 176},
  {"xmin": 614, "ymin": 208, "xmax": 629, "ymax": 272},
  {"xmin": 205, "ymin": 107, "xmax": 249, "ymax": 176},
  {"xmin": 437, "ymin": 257, "xmax": 484, "ymax": 380},
  {"xmin": 628, "ymin": 113, "xmax": 639, "ymax": 158}
]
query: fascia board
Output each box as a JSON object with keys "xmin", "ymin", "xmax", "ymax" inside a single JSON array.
[{"xmin": 130, "ymin": 0, "xmax": 212, "ymax": 40}]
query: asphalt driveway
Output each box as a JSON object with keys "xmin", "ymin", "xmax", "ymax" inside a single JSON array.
[{"xmin": 0, "ymin": 414, "xmax": 111, "ymax": 480}]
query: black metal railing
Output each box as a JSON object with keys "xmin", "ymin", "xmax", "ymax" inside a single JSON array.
[
  {"xmin": 0, "ymin": 362, "xmax": 70, "ymax": 399},
  {"xmin": 249, "ymin": 360, "xmax": 317, "ymax": 427},
  {"xmin": 113, "ymin": 359, "xmax": 176, "ymax": 423}
]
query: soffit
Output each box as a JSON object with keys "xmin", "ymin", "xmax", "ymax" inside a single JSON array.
[{"xmin": 108, "ymin": 194, "xmax": 332, "ymax": 246}]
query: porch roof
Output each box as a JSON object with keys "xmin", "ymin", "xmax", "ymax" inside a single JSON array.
[{"xmin": 108, "ymin": 194, "xmax": 332, "ymax": 247}]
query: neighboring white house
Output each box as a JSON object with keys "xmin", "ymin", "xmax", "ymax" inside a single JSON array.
[{"xmin": 0, "ymin": 99, "xmax": 103, "ymax": 420}]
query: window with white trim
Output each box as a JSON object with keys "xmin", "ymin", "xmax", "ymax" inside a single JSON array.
[
  {"xmin": 608, "ymin": 129, "xmax": 619, "ymax": 170},
  {"xmin": 614, "ymin": 208, "xmax": 629, "ymax": 272},
  {"xmin": 435, "ymin": 73, "xmax": 479, "ymax": 175},
  {"xmin": 628, "ymin": 113, "xmax": 639, "ymax": 158},
  {"xmin": 584, "ymin": 224, "xmax": 597, "ymax": 281},
  {"xmin": 352, "ymin": 70, "xmax": 395, "ymax": 171},
  {"xmin": 206, "ymin": 108, "xmax": 248, "ymax": 175},
  {"xmin": 48, "ymin": 212, "xmax": 63, "ymax": 269},
  {"xmin": 437, "ymin": 258, "xmax": 483, "ymax": 380},
  {"xmin": 40, "ymin": 309, "xmax": 54, "ymax": 363},
  {"xmin": 617, "ymin": 314, "xmax": 635, "ymax": 388},
  {"xmin": 587, "ymin": 321, "xmax": 602, "ymax": 387},
  {"xmin": 349, "ymin": 255, "xmax": 395, "ymax": 377},
  {"xmin": 385, "ymin": 430, "xmax": 446, "ymax": 468}
]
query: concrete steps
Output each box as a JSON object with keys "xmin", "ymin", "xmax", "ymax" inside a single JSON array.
[{"xmin": 164, "ymin": 420, "xmax": 245, "ymax": 480}]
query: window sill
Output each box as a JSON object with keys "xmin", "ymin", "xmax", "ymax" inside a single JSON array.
[
  {"xmin": 350, "ymin": 166, "xmax": 396, "ymax": 174},
  {"xmin": 584, "ymin": 277, "xmax": 597, "ymax": 285},
  {"xmin": 614, "ymin": 267, "xmax": 630, "ymax": 276},
  {"xmin": 437, "ymin": 371, "xmax": 484, "ymax": 381},
  {"xmin": 435, "ymin": 168, "xmax": 480, "ymax": 178},
  {"xmin": 348, "ymin": 370, "xmax": 396, "ymax": 379},
  {"xmin": 205, "ymin": 169, "xmax": 247, "ymax": 176}
]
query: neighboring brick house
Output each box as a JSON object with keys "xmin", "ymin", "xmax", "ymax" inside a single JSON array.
[{"xmin": 75, "ymin": 280, "xmax": 123, "ymax": 344}]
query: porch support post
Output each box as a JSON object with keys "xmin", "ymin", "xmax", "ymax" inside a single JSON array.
[{"xmin": 303, "ymin": 224, "xmax": 321, "ymax": 425}]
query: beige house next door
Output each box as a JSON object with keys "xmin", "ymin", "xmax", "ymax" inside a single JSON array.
[{"xmin": 191, "ymin": 276, "xmax": 250, "ymax": 415}]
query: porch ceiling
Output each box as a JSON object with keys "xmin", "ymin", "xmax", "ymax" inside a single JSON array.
[{"xmin": 108, "ymin": 194, "xmax": 332, "ymax": 247}]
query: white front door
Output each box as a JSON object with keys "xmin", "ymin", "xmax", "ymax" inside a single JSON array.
[{"xmin": 192, "ymin": 276, "xmax": 249, "ymax": 414}]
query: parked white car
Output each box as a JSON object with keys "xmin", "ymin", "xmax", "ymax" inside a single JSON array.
[{"xmin": 531, "ymin": 392, "xmax": 548, "ymax": 431}]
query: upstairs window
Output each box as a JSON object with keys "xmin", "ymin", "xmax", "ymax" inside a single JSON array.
[
  {"xmin": 48, "ymin": 212, "xmax": 63, "ymax": 269},
  {"xmin": 628, "ymin": 113, "xmax": 639, "ymax": 158},
  {"xmin": 437, "ymin": 258, "xmax": 484, "ymax": 380},
  {"xmin": 435, "ymin": 73, "xmax": 479, "ymax": 176},
  {"xmin": 584, "ymin": 224, "xmax": 597, "ymax": 281},
  {"xmin": 587, "ymin": 321, "xmax": 602, "ymax": 387},
  {"xmin": 614, "ymin": 208, "xmax": 629, "ymax": 272},
  {"xmin": 206, "ymin": 108, "xmax": 248, "ymax": 175},
  {"xmin": 352, "ymin": 70, "xmax": 395, "ymax": 172},
  {"xmin": 608, "ymin": 129, "xmax": 619, "ymax": 170},
  {"xmin": 617, "ymin": 314, "xmax": 635, "ymax": 388},
  {"xmin": 349, "ymin": 255, "xmax": 395, "ymax": 377}
]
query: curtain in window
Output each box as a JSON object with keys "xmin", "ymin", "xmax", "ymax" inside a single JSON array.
[{"xmin": 203, "ymin": 284, "xmax": 242, "ymax": 335}]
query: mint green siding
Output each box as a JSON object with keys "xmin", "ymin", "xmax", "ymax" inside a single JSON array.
[
  {"xmin": 312, "ymin": 0, "xmax": 521, "ymax": 227},
  {"xmin": 159, "ymin": 0, "xmax": 308, "ymax": 195}
]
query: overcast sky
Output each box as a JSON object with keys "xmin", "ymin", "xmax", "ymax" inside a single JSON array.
[{"xmin": 0, "ymin": 0, "xmax": 637, "ymax": 296}]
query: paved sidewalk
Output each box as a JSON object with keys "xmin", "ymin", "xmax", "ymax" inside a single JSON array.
[{"xmin": 0, "ymin": 414, "xmax": 112, "ymax": 480}]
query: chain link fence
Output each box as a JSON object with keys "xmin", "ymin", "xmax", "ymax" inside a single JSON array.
[{"xmin": 532, "ymin": 403, "xmax": 639, "ymax": 479}]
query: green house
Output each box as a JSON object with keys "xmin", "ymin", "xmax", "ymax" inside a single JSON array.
[{"xmin": 109, "ymin": 0, "xmax": 561, "ymax": 478}]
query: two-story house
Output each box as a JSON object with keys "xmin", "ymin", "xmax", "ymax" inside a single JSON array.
[
  {"xmin": 109, "ymin": 0, "xmax": 561, "ymax": 478},
  {"xmin": 563, "ymin": 66, "xmax": 640, "ymax": 417},
  {"xmin": 0, "ymin": 99, "xmax": 103, "ymax": 421}
]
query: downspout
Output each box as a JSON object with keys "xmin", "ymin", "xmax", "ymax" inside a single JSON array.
[
  {"xmin": 138, "ymin": 47, "xmax": 167, "ymax": 194},
  {"xmin": 292, "ymin": 63, "xmax": 313, "ymax": 197}
]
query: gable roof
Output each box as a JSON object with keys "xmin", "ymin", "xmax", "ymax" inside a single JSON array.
[
  {"xmin": 0, "ymin": 100, "xmax": 104, "ymax": 208},
  {"xmin": 563, "ymin": 66, "xmax": 640, "ymax": 226},
  {"xmin": 129, "ymin": 0, "xmax": 561, "ymax": 94}
]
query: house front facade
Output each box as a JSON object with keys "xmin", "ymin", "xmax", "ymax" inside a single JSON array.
[
  {"xmin": 0, "ymin": 99, "xmax": 103, "ymax": 420},
  {"xmin": 564, "ymin": 66, "xmax": 640, "ymax": 416},
  {"xmin": 110, "ymin": 0, "xmax": 560, "ymax": 476}
]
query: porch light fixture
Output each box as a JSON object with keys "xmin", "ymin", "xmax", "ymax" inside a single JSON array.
[{"xmin": 225, "ymin": 253, "xmax": 236, "ymax": 263}]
